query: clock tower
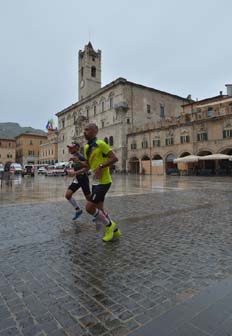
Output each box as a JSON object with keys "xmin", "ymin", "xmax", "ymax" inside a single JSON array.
[{"xmin": 78, "ymin": 42, "xmax": 101, "ymax": 100}]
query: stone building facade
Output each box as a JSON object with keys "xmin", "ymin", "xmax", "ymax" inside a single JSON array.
[
  {"xmin": 38, "ymin": 129, "xmax": 58, "ymax": 165},
  {"xmin": 56, "ymin": 42, "xmax": 190, "ymax": 170},
  {"xmin": 127, "ymin": 85, "xmax": 232, "ymax": 174},
  {"xmin": 15, "ymin": 133, "xmax": 47, "ymax": 165},
  {"xmin": 0, "ymin": 138, "xmax": 16, "ymax": 165}
]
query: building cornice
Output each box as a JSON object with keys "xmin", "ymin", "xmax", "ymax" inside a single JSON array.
[
  {"xmin": 0, "ymin": 137, "xmax": 16, "ymax": 141},
  {"xmin": 183, "ymin": 95, "xmax": 229, "ymax": 107},
  {"xmin": 15, "ymin": 133, "xmax": 47, "ymax": 139}
]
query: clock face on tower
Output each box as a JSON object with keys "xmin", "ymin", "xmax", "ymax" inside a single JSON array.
[{"xmin": 80, "ymin": 79, "xmax": 85, "ymax": 88}]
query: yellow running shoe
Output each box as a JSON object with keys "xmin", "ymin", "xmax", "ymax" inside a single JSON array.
[
  {"xmin": 102, "ymin": 220, "xmax": 116, "ymax": 242},
  {"xmin": 113, "ymin": 228, "xmax": 121, "ymax": 239}
]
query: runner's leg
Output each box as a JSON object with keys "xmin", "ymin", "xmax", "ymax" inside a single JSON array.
[
  {"xmin": 85, "ymin": 184, "xmax": 119, "ymax": 241},
  {"xmin": 96, "ymin": 202, "xmax": 120, "ymax": 237},
  {"xmin": 65, "ymin": 185, "xmax": 82, "ymax": 220}
]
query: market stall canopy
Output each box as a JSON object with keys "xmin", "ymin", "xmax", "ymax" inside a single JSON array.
[
  {"xmin": 198, "ymin": 154, "xmax": 230, "ymax": 160},
  {"xmin": 173, "ymin": 155, "xmax": 199, "ymax": 163}
]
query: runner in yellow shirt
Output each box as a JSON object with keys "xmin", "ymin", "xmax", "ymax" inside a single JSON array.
[{"xmin": 80, "ymin": 123, "xmax": 121, "ymax": 242}]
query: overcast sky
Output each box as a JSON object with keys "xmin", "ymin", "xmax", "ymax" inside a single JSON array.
[{"xmin": 0, "ymin": 0, "xmax": 231, "ymax": 130}]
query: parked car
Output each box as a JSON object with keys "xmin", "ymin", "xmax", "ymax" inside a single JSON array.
[
  {"xmin": 45, "ymin": 163, "xmax": 71, "ymax": 176},
  {"xmin": 10, "ymin": 163, "xmax": 23, "ymax": 175},
  {"xmin": 45, "ymin": 165, "xmax": 55, "ymax": 176},
  {"xmin": 37, "ymin": 166, "xmax": 47, "ymax": 175},
  {"xmin": 22, "ymin": 165, "xmax": 35, "ymax": 177},
  {"xmin": 53, "ymin": 162, "xmax": 70, "ymax": 176}
]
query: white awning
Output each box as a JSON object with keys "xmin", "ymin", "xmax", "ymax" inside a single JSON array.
[
  {"xmin": 198, "ymin": 154, "xmax": 230, "ymax": 160},
  {"xmin": 174, "ymin": 155, "xmax": 199, "ymax": 163}
]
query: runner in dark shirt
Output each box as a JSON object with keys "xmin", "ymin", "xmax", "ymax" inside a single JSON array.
[{"xmin": 65, "ymin": 142, "xmax": 91, "ymax": 220}]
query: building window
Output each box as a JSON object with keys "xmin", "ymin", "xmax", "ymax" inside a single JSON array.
[
  {"xmin": 207, "ymin": 107, "xmax": 213, "ymax": 118},
  {"xmin": 141, "ymin": 140, "xmax": 148, "ymax": 149},
  {"xmin": 101, "ymin": 101, "xmax": 105, "ymax": 112},
  {"xmin": 153, "ymin": 139, "xmax": 160, "ymax": 147},
  {"xmin": 104, "ymin": 137, "xmax": 108, "ymax": 144},
  {"xmin": 223, "ymin": 129, "xmax": 232, "ymax": 138},
  {"xmin": 91, "ymin": 66, "xmax": 96, "ymax": 77},
  {"xmin": 30, "ymin": 140, "xmax": 33, "ymax": 145},
  {"xmin": 9, "ymin": 142, "xmax": 11, "ymax": 147},
  {"xmin": 180, "ymin": 135, "xmax": 190, "ymax": 143},
  {"xmin": 101, "ymin": 121, "xmax": 104, "ymax": 128},
  {"xmin": 131, "ymin": 142, "xmax": 137, "ymax": 150},
  {"xmin": 110, "ymin": 97, "xmax": 113, "ymax": 110},
  {"xmin": 147, "ymin": 104, "xmax": 151, "ymax": 113},
  {"xmin": 197, "ymin": 132, "xmax": 208, "ymax": 141},
  {"xmin": 109, "ymin": 136, "xmax": 114, "ymax": 146},
  {"xmin": 40, "ymin": 140, "xmax": 42, "ymax": 145},
  {"xmin": 81, "ymin": 67, "xmax": 84, "ymax": 77},
  {"xmin": 127, "ymin": 118, "xmax": 130, "ymax": 124},
  {"xmin": 160, "ymin": 104, "xmax": 165, "ymax": 118},
  {"xmin": 165, "ymin": 137, "xmax": 174, "ymax": 145},
  {"xmin": 94, "ymin": 105, "xmax": 97, "ymax": 116},
  {"xmin": 62, "ymin": 119, "xmax": 65, "ymax": 128}
]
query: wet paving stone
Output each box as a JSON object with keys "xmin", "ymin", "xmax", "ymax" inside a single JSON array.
[{"xmin": 1, "ymin": 176, "xmax": 232, "ymax": 335}]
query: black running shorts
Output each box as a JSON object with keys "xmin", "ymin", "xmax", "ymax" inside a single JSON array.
[
  {"xmin": 68, "ymin": 174, "xmax": 90, "ymax": 196},
  {"xmin": 90, "ymin": 183, "xmax": 111, "ymax": 203}
]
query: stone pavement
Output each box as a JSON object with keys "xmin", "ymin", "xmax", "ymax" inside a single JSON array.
[{"xmin": 1, "ymin": 176, "xmax": 232, "ymax": 335}]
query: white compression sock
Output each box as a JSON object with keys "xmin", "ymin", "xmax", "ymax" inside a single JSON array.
[
  {"xmin": 94, "ymin": 209, "xmax": 110, "ymax": 226},
  {"xmin": 68, "ymin": 197, "xmax": 79, "ymax": 209}
]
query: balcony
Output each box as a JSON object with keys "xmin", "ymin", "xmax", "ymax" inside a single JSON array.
[{"xmin": 114, "ymin": 102, "xmax": 129, "ymax": 111}]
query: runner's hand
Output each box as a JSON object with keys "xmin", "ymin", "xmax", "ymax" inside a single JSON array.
[{"xmin": 93, "ymin": 167, "xmax": 102, "ymax": 179}]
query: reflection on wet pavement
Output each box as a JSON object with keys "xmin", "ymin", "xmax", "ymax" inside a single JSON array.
[{"xmin": 1, "ymin": 174, "xmax": 232, "ymax": 205}]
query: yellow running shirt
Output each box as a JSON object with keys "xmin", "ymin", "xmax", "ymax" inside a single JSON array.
[{"xmin": 84, "ymin": 139, "xmax": 112, "ymax": 185}]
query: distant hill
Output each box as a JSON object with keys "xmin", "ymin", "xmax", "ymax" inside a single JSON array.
[{"xmin": 0, "ymin": 122, "xmax": 46, "ymax": 139}]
